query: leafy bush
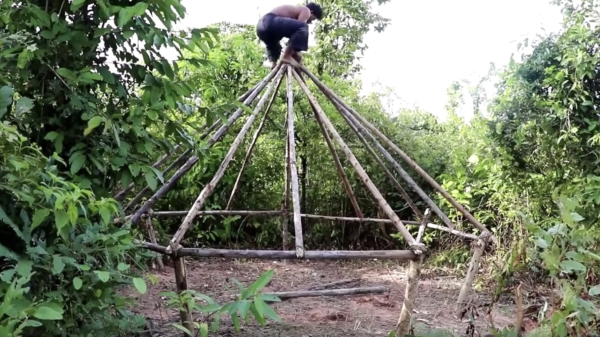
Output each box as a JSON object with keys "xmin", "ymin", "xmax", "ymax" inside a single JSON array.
[{"xmin": 0, "ymin": 90, "xmax": 150, "ymax": 336}]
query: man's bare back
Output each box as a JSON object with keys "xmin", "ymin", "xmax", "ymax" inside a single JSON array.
[{"xmin": 269, "ymin": 5, "xmax": 311, "ymax": 22}]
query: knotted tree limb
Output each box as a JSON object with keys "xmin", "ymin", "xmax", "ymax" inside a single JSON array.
[
  {"xmin": 231, "ymin": 287, "xmax": 387, "ymax": 301},
  {"xmin": 296, "ymin": 75, "xmax": 363, "ymax": 218},
  {"xmin": 286, "ymin": 66, "xmax": 304, "ymax": 258},
  {"xmin": 129, "ymin": 64, "xmax": 283, "ymax": 225},
  {"xmin": 226, "ymin": 76, "xmax": 283, "ymax": 210},
  {"xmin": 298, "ymin": 65, "xmax": 492, "ymax": 235},
  {"xmin": 290, "ymin": 69, "xmax": 419, "ymax": 249},
  {"xmin": 166, "ymin": 67, "xmax": 287, "ymax": 253}
]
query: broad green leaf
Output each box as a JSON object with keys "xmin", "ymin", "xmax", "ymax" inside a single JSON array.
[
  {"xmin": 94, "ymin": 270, "xmax": 110, "ymax": 282},
  {"xmin": 133, "ymin": 277, "xmax": 147, "ymax": 294},
  {"xmin": 33, "ymin": 302, "xmax": 64, "ymax": 320},
  {"xmin": 73, "ymin": 277, "xmax": 83, "ymax": 290},
  {"xmin": 52, "ymin": 255, "xmax": 65, "ymax": 275},
  {"xmin": 117, "ymin": 263, "xmax": 129, "ymax": 271},
  {"xmin": 589, "ymin": 284, "xmax": 600, "ymax": 296},
  {"xmin": 99, "ymin": 206, "xmax": 111, "ymax": 225},
  {"xmin": 534, "ymin": 238, "xmax": 549, "ymax": 249},
  {"xmin": 15, "ymin": 97, "xmax": 34, "ymax": 116},
  {"xmin": 199, "ymin": 323, "xmax": 209, "ymax": 337},
  {"xmin": 70, "ymin": 0, "xmax": 86, "ymax": 10},
  {"xmin": 560, "ymin": 260, "xmax": 586, "ymax": 273},
  {"xmin": 144, "ymin": 171, "xmax": 158, "ymax": 191},
  {"xmin": 70, "ymin": 153, "xmax": 86, "ymax": 174},
  {"xmin": 172, "ymin": 323, "xmax": 192, "ymax": 336},
  {"xmin": 78, "ymin": 72, "xmax": 103, "ymax": 82},
  {"xmin": 16, "ymin": 259, "xmax": 33, "ymax": 278},
  {"xmin": 55, "ymin": 210, "xmax": 69, "ymax": 230},
  {"xmin": 56, "ymin": 68, "xmax": 76, "ymax": 81},
  {"xmin": 84, "ymin": 116, "xmax": 103, "ymax": 135},
  {"xmin": 261, "ymin": 302, "xmax": 281, "ymax": 323},
  {"xmin": 32, "ymin": 209, "xmax": 50, "ymax": 230},
  {"xmin": 246, "ymin": 269, "xmax": 273, "ymax": 296}
]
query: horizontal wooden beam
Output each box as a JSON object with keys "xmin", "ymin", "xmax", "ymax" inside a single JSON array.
[
  {"xmin": 140, "ymin": 242, "xmax": 416, "ymax": 260},
  {"xmin": 140, "ymin": 210, "xmax": 478, "ymax": 240},
  {"xmin": 231, "ymin": 286, "xmax": 387, "ymax": 301}
]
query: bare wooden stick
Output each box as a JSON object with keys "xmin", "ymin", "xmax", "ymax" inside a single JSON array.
[
  {"xmin": 130, "ymin": 210, "xmax": 477, "ymax": 240},
  {"xmin": 286, "ymin": 66, "xmax": 304, "ymax": 258},
  {"xmin": 291, "ymin": 69, "xmax": 418, "ymax": 248},
  {"xmin": 124, "ymin": 148, "xmax": 191, "ymax": 211},
  {"xmin": 396, "ymin": 254, "xmax": 424, "ymax": 336},
  {"xmin": 145, "ymin": 214, "xmax": 164, "ymax": 270},
  {"xmin": 176, "ymin": 248, "xmax": 417, "ymax": 260},
  {"xmin": 455, "ymin": 236, "xmax": 487, "ymax": 316},
  {"xmin": 416, "ymin": 208, "xmax": 431, "ymax": 244},
  {"xmin": 232, "ymin": 286, "xmax": 387, "ymax": 301},
  {"xmin": 335, "ymin": 102, "xmax": 423, "ymax": 220},
  {"xmin": 282, "ymin": 120, "xmax": 291, "ymax": 254},
  {"xmin": 296, "ymin": 76, "xmax": 363, "ymax": 218},
  {"xmin": 335, "ymin": 103, "xmax": 454, "ymax": 229},
  {"xmin": 167, "ymin": 68, "xmax": 287, "ymax": 253},
  {"xmin": 226, "ymin": 76, "xmax": 283, "ymax": 210},
  {"xmin": 114, "ymin": 143, "xmax": 182, "ymax": 201},
  {"xmin": 300, "ymin": 65, "xmax": 491, "ymax": 239},
  {"xmin": 306, "ymin": 278, "xmax": 360, "ymax": 291},
  {"xmin": 173, "ymin": 255, "xmax": 194, "ymax": 336},
  {"xmin": 129, "ymin": 65, "xmax": 283, "ymax": 225}
]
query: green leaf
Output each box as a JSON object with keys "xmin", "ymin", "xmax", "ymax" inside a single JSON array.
[
  {"xmin": 33, "ymin": 302, "xmax": 64, "ymax": 320},
  {"xmin": 560, "ymin": 260, "xmax": 586, "ymax": 273},
  {"xmin": 98, "ymin": 67, "xmax": 116, "ymax": 84},
  {"xmin": 16, "ymin": 259, "xmax": 33, "ymax": 279},
  {"xmin": 117, "ymin": 263, "xmax": 129, "ymax": 271},
  {"xmin": 172, "ymin": 323, "xmax": 192, "ymax": 336},
  {"xmin": 123, "ymin": 30, "xmax": 135, "ymax": 40},
  {"xmin": 52, "ymin": 255, "xmax": 65, "ymax": 275},
  {"xmin": 260, "ymin": 294, "xmax": 281, "ymax": 302},
  {"xmin": 534, "ymin": 238, "xmax": 549, "ymax": 249},
  {"xmin": 99, "ymin": 206, "xmax": 111, "ymax": 225},
  {"xmin": 249, "ymin": 303, "xmax": 266, "ymax": 326},
  {"xmin": 199, "ymin": 323, "xmax": 209, "ymax": 337},
  {"xmin": 70, "ymin": 0, "xmax": 86, "ymax": 10},
  {"xmin": 84, "ymin": 116, "xmax": 103, "ymax": 136},
  {"xmin": 94, "ymin": 270, "xmax": 110, "ymax": 282},
  {"xmin": 246, "ymin": 269, "xmax": 273, "ymax": 296},
  {"xmin": 133, "ymin": 277, "xmax": 147, "ymax": 294},
  {"xmin": 0, "ymin": 85, "xmax": 14, "ymax": 117},
  {"xmin": 31, "ymin": 209, "xmax": 50, "ymax": 230},
  {"xmin": 589, "ymin": 284, "xmax": 600, "ymax": 296},
  {"xmin": 78, "ymin": 72, "xmax": 103, "ymax": 82},
  {"xmin": 144, "ymin": 171, "xmax": 158, "ymax": 191},
  {"xmin": 56, "ymin": 68, "xmax": 76, "ymax": 81},
  {"xmin": 73, "ymin": 277, "xmax": 83, "ymax": 290},
  {"xmin": 55, "ymin": 210, "xmax": 69, "ymax": 230},
  {"xmin": 261, "ymin": 302, "xmax": 281, "ymax": 323},
  {"xmin": 15, "ymin": 97, "xmax": 34, "ymax": 116},
  {"xmin": 70, "ymin": 153, "xmax": 86, "ymax": 175}
]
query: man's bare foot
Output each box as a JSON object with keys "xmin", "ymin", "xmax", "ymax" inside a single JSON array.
[
  {"xmin": 270, "ymin": 61, "xmax": 277, "ymax": 70},
  {"xmin": 292, "ymin": 52, "xmax": 302, "ymax": 63},
  {"xmin": 280, "ymin": 56, "xmax": 301, "ymax": 68}
]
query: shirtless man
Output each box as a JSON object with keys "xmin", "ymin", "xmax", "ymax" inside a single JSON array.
[{"xmin": 256, "ymin": 3, "xmax": 323, "ymax": 69}]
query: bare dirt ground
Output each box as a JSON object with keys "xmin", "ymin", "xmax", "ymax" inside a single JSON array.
[{"xmin": 127, "ymin": 258, "xmax": 518, "ymax": 336}]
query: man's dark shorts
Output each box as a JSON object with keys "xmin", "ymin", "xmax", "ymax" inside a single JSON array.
[{"xmin": 256, "ymin": 13, "xmax": 309, "ymax": 62}]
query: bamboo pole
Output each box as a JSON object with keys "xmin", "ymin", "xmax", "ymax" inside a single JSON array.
[
  {"xmin": 395, "ymin": 208, "xmax": 431, "ymax": 336},
  {"xmin": 128, "ymin": 211, "xmax": 477, "ymax": 240},
  {"xmin": 167, "ymin": 67, "xmax": 287, "ymax": 253},
  {"xmin": 173, "ymin": 255, "xmax": 194, "ymax": 336},
  {"xmin": 232, "ymin": 286, "xmax": 387, "ymax": 301},
  {"xmin": 124, "ymin": 148, "xmax": 191, "ymax": 211},
  {"xmin": 176, "ymin": 248, "xmax": 417, "ymax": 260},
  {"xmin": 333, "ymin": 103, "xmax": 454, "ymax": 229},
  {"xmin": 281, "ymin": 120, "xmax": 291, "ymax": 254},
  {"xmin": 286, "ymin": 66, "xmax": 304, "ymax": 258},
  {"xmin": 226, "ymin": 78, "xmax": 283, "ymax": 210},
  {"xmin": 114, "ymin": 143, "xmax": 183, "ymax": 200},
  {"xmin": 335, "ymin": 101, "xmax": 423, "ymax": 220},
  {"xmin": 455, "ymin": 234, "xmax": 488, "ymax": 316},
  {"xmin": 291, "ymin": 69, "xmax": 418, "ymax": 249},
  {"xmin": 129, "ymin": 64, "xmax": 283, "ymax": 225},
  {"xmin": 299, "ymin": 65, "xmax": 492, "ymax": 240},
  {"xmin": 396, "ymin": 253, "xmax": 424, "ymax": 336},
  {"xmin": 296, "ymin": 76, "xmax": 363, "ymax": 218},
  {"xmin": 145, "ymin": 214, "xmax": 164, "ymax": 270}
]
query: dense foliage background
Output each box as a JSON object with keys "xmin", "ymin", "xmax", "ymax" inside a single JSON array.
[{"xmin": 1, "ymin": 0, "xmax": 599, "ymax": 335}]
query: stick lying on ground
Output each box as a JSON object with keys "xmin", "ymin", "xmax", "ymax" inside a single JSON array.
[
  {"xmin": 230, "ymin": 286, "xmax": 387, "ymax": 301},
  {"xmin": 306, "ymin": 278, "xmax": 361, "ymax": 291}
]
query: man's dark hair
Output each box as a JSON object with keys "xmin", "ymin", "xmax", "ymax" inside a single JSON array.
[{"xmin": 306, "ymin": 2, "xmax": 323, "ymax": 20}]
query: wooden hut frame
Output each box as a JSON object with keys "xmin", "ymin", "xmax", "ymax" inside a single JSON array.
[{"xmin": 115, "ymin": 64, "xmax": 494, "ymax": 336}]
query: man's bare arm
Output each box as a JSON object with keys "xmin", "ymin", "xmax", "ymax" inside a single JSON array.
[{"xmin": 296, "ymin": 6, "xmax": 311, "ymax": 22}]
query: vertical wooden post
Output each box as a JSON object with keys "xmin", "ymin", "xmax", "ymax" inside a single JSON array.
[
  {"xmin": 173, "ymin": 253, "xmax": 194, "ymax": 336},
  {"xmin": 396, "ymin": 209, "xmax": 431, "ymax": 337},
  {"xmin": 145, "ymin": 212, "xmax": 164, "ymax": 270},
  {"xmin": 456, "ymin": 234, "xmax": 488, "ymax": 316},
  {"xmin": 281, "ymin": 120, "xmax": 291, "ymax": 263}
]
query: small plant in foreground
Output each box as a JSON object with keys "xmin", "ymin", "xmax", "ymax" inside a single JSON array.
[{"xmin": 161, "ymin": 269, "xmax": 281, "ymax": 336}]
